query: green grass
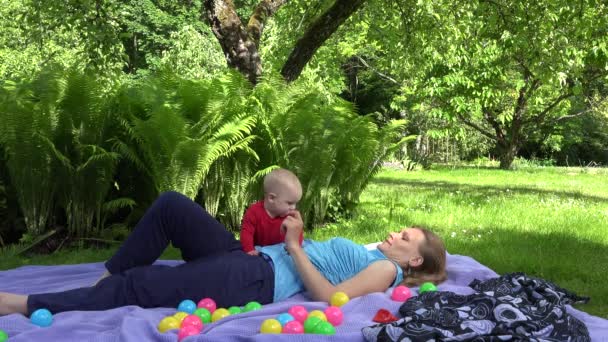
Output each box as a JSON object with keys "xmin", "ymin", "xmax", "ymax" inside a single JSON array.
[
  {"xmin": 309, "ymin": 166, "xmax": 608, "ymax": 318},
  {"xmin": 1, "ymin": 165, "xmax": 607, "ymax": 317}
]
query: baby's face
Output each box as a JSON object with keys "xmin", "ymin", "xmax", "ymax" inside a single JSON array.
[{"xmin": 265, "ymin": 183, "xmax": 302, "ymax": 218}]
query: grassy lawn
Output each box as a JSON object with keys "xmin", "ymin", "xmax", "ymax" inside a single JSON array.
[
  {"xmin": 1, "ymin": 165, "xmax": 607, "ymax": 317},
  {"xmin": 309, "ymin": 166, "xmax": 608, "ymax": 318}
]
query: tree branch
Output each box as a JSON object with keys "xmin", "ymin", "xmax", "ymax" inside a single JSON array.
[
  {"xmin": 554, "ymin": 108, "xmax": 592, "ymax": 122},
  {"xmin": 281, "ymin": 0, "xmax": 367, "ymax": 82},
  {"xmin": 482, "ymin": 108, "xmax": 506, "ymax": 143},
  {"xmin": 456, "ymin": 113, "xmax": 497, "ymax": 141},
  {"xmin": 247, "ymin": 0, "xmax": 288, "ymax": 47},
  {"xmin": 354, "ymin": 56, "xmax": 400, "ymax": 85},
  {"xmin": 532, "ymin": 91, "xmax": 573, "ymax": 124}
]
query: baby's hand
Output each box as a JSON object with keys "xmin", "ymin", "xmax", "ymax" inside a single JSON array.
[{"xmin": 247, "ymin": 250, "xmax": 260, "ymax": 256}]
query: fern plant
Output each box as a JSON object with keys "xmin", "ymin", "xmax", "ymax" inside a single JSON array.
[
  {"xmin": 113, "ymin": 71, "xmax": 258, "ymax": 201},
  {"xmin": 195, "ymin": 72, "xmax": 404, "ymax": 228},
  {"xmin": 49, "ymin": 70, "xmax": 121, "ymax": 237},
  {"xmin": 0, "ymin": 69, "xmax": 124, "ymax": 238},
  {"xmin": 0, "ymin": 72, "xmax": 60, "ymax": 235},
  {"xmin": 247, "ymin": 75, "xmax": 413, "ymax": 227},
  {"xmin": 197, "ymin": 72, "xmax": 413, "ymax": 229}
]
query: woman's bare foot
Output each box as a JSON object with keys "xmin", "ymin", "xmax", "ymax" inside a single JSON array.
[{"xmin": 0, "ymin": 292, "xmax": 28, "ymax": 315}]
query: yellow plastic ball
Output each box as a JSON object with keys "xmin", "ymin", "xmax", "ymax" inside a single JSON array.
[
  {"xmin": 330, "ymin": 291, "xmax": 350, "ymax": 307},
  {"xmin": 173, "ymin": 312, "xmax": 189, "ymax": 323},
  {"xmin": 157, "ymin": 316, "xmax": 180, "ymax": 333},
  {"xmin": 259, "ymin": 319, "xmax": 282, "ymax": 334},
  {"xmin": 211, "ymin": 308, "xmax": 230, "ymax": 322},
  {"xmin": 308, "ymin": 310, "xmax": 327, "ymax": 321}
]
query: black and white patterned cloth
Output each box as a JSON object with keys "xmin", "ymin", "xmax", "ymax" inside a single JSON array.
[{"xmin": 362, "ymin": 273, "xmax": 590, "ymax": 342}]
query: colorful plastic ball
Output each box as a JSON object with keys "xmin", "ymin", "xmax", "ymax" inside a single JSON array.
[
  {"xmin": 158, "ymin": 316, "xmax": 181, "ymax": 333},
  {"xmin": 173, "ymin": 312, "xmax": 189, "ymax": 323},
  {"xmin": 282, "ymin": 320, "xmax": 304, "ymax": 334},
  {"xmin": 303, "ymin": 316, "xmax": 323, "ymax": 333},
  {"xmin": 324, "ymin": 306, "xmax": 344, "ymax": 326},
  {"xmin": 228, "ymin": 306, "xmax": 242, "ymax": 315},
  {"xmin": 181, "ymin": 314, "xmax": 203, "ymax": 331},
  {"xmin": 211, "ymin": 308, "xmax": 230, "ymax": 322},
  {"xmin": 243, "ymin": 301, "xmax": 262, "ymax": 312},
  {"xmin": 193, "ymin": 308, "xmax": 211, "ymax": 324},
  {"xmin": 0, "ymin": 330, "xmax": 8, "ymax": 342},
  {"xmin": 259, "ymin": 319, "xmax": 282, "ymax": 334},
  {"xmin": 30, "ymin": 308, "xmax": 53, "ymax": 327},
  {"xmin": 313, "ymin": 321, "xmax": 336, "ymax": 335},
  {"xmin": 419, "ymin": 282, "xmax": 437, "ymax": 294},
  {"xmin": 276, "ymin": 313, "xmax": 295, "ymax": 326},
  {"xmin": 177, "ymin": 325, "xmax": 200, "ymax": 342},
  {"xmin": 391, "ymin": 285, "xmax": 412, "ymax": 302},
  {"xmin": 330, "ymin": 291, "xmax": 350, "ymax": 307},
  {"xmin": 177, "ymin": 299, "xmax": 197, "ymax": 314},
  {"xmin": 308, "ymin": 310, "xmax": 327, "ymax": 321},
  {"xmin": 287, "ymin": 305, "xmax": 308, "ymax": 323},
  {"xmin": 197, "ymin": 298, "xmax": 217, "ymax": 313}
]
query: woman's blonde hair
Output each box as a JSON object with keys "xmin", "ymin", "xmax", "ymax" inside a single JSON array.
[{"xmin": 401, "ymin": 226, "xmax": 447, "ymax": 287}]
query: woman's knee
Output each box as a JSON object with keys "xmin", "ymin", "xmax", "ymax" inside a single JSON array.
[
  {"xmin": 157, "ymin": 191, "xmax": 190, "ymax": 203},
  {"xmin": 154, "ymin": 191, "xmax": 196, "ymax": 211}
]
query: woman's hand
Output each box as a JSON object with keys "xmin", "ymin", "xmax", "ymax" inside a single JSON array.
[{"xmin": 281, "ymin": 210, "xmax": 303, "ymax": 252}]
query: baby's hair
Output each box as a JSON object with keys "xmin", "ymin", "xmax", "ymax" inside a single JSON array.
[
  {"xmin": 401, "ymin": 226, "xmax": 447, "ymax": 287},
  {"xmin": 263, "ymin": 168, "xmax": 301, "ymax": 194}
]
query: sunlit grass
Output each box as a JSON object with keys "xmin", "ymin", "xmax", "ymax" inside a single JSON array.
[
  {"xmin": 1, "ymin": 165, "xmax": 607, "ymax": 317},
  {"xmin": 309, "ymin": 166, "xmax": 608, "ymax": 318}
]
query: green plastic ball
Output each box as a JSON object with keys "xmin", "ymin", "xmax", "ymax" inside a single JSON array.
[
  {"xmin": 0, "ymin": 330, "xmax": 8, "ymax": 342},
  {"xmin": 228, "ymin": 306, "xmax": 242, "ymax": 315},
  {"xmin": 419, "ymin": 282, "xmax": 437, "ymax": 294},
  {"xmin": 243, "ymin": 301, "xmax": 262, "ymax": 312},
  {"xmin": 303, "ymin": 316, "xmax": 323, "ymax": 333},
  {"xmin": 193, "ymin": 308, "xmax": 211, "ymax": 324},
  {"xmin": 313, "ymin": 321, "xmax": 336, "ymax": 335}
]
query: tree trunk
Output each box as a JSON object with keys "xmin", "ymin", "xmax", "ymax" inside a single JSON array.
[
  {"xmin": 202, "ymin": 0, "xmax": 366, "ymax": 84},
  {"xmin": 202, "ymin": 0, "xmax": 263, "ymax": 84},
  {"xmin": 281, "ymin": 0, "xmax": 366, "ymax": 82},
  {"xmin": 498, "ymin": 142, "xmax": 518, "ymax": 170},
  {"xmin": 341, "ymin": 56, "xmax": 362, "ymax": 101}
]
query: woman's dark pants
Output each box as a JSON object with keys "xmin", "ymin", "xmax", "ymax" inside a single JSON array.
[{"xmin": 27, "ymin": 191, "xmax": 274, "ymax": 314}]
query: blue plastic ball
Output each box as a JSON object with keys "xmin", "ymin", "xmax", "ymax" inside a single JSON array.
[
  {"xmin": 30, "ymin": 308, "xmax": 53, "ymax": 327},
  {"xmin": 276, "ymin": 312, "xmax": 295, "ymax": 326},
  {"xmin": 177, "ymin": 299, "xmax": 197, "ymax": 314}
]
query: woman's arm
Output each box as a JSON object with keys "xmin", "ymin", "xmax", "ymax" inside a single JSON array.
[{"xmin": 282, "ymin": 212, "xmax": 397, "ymax": 302}]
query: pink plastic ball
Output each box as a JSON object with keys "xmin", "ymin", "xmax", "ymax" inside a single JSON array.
[
  {"xmin": 177, "ymin": 325, "xmax": 200, "ymax": 341},
  {"xmin": 181, "ymin": 314, "xmax": 203, "ymax": 331},
  {"xmin": 282, "ymin": 320, "xmax": 304, "ymax": 334},
  {"xmin": 324, "ymin": 306, "xmax": 344, "ymax": 326},
  {"xmin": 197, "ymin": 298, "xmax": 217, "ymax": 313},
  {"xmin": 287, "ymin": 305, "xmax": 308, "ymax": 323},
  {"xmin": 391, "ymin": 285, "xmax": 412, "ymax": 302}
]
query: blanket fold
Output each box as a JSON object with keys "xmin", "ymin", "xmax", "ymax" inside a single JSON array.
[{"xmin": 362, "ymin": 273, "xmax": 590, "ymax": 342}]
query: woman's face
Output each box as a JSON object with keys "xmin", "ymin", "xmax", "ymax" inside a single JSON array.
[{"xmin": 377, "ymin": 228, "xmax": 426, "ymax": 268}]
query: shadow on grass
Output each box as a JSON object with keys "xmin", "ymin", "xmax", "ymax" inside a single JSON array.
[
  {"xmin": 372, "ymin": 177, "xmax": 608, "ymax": 204},
  {"xmin": 438, "ymin": 226, "xmax": 608, "ymax": 318}
]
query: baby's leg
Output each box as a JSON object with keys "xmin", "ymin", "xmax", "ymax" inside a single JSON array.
[
  {"xmin": 104, "ymin": 191, "xmax": 240, "ymax": 275},
  {"xmin": 0, "ymin": 292, "xmax": 28, "ymax": 315}
]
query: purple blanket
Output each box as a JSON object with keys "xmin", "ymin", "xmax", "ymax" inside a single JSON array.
[{"xmin": 1, "ymin": 253, "xmax": 607, "ymax": 341}]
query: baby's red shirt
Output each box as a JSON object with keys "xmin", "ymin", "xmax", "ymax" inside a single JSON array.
[{"xmin": 240, "ymin": 200, "xmax": 304, "ymax": 252}]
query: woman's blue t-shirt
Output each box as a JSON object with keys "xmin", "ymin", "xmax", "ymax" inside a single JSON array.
[{"xmin": 258, "ymin": 238, "xmax": 404, "ymax": 302}]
